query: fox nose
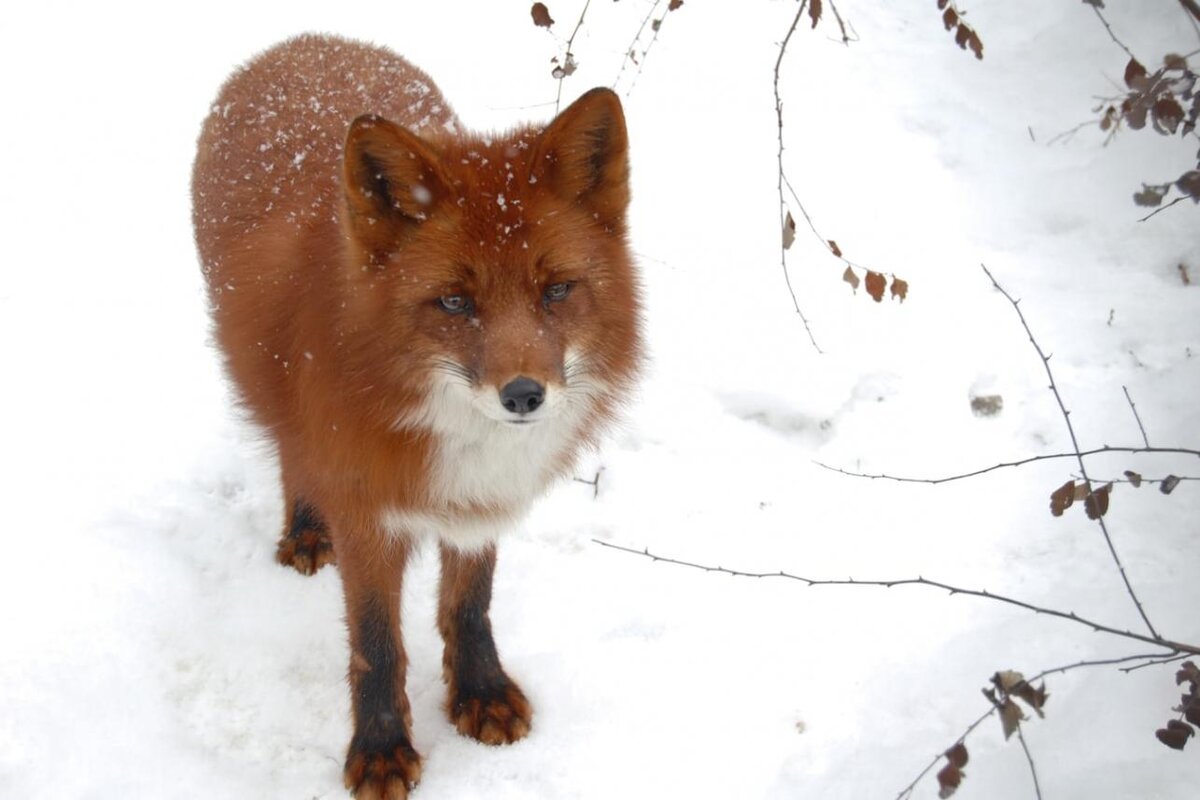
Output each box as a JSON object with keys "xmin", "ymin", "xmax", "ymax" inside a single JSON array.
[{"xmin": 499, "ymin": 377, "xmax": 545, "ymax": 415}]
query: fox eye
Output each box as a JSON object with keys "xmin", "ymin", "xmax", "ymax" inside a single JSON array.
[
  {"xmin": 543, "ymin": 282, "xmax": 572, "ymax": 304},
  {"xmin": 437, "ymin": 294, "xmax": 472, "ymax": 314}
]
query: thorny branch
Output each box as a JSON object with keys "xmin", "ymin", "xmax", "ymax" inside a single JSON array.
[
  {"xmin": 1015, "ymin": 727, "xmax": 1044, "ymax": 800},
  {"xmin": 816, "ymin": 445, "xmax": 1200, "ymax": 486},
  {"xmin": 981, "ymin": 263, "xmax": 1159, "ymax": 640},
  {"xmin": 613, "ymin": 0, "xmax": 664, "ymax": 92},
  {"xmin": 591, "ymin": 539, "xmax": 1200, "ymax": 656}
]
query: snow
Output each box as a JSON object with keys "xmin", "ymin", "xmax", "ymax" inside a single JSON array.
[{"xmin": 1, "ymin": 1, "xmax": 1197, "ymax": 799}]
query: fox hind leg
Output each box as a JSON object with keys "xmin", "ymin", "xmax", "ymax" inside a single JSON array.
[{"xmin": 276, "ymin": 499, "xmax": 336, "ymax": 576}]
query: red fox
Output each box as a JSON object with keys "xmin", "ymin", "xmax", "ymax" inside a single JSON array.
[{"xmin": 191, "ymin": 34, "xmax": 641, "ymax": 798}]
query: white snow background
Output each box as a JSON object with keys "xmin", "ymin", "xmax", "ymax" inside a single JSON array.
[{"xmin": 1, "ymin": 1, "xmax": 1198, "ymax": 798}]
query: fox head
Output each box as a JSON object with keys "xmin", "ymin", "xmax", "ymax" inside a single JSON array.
[{"xmin": 338, "ymin": 88, "xmax": 641, "ymax": 436}]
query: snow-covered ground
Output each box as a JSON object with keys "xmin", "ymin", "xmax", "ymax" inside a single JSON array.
[{"xmin": 2, "ymin": 1, "xmax": 1197, "ymax": 798}]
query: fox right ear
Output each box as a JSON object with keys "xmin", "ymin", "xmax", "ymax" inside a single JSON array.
[{"xmin": 343, "ymin": 114, "xmax": 451, "ymax": 252}]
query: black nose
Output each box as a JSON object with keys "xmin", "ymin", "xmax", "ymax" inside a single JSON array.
[{"xmin": 499, "ymin": 377, "xmax": 545, "ymax": 415}]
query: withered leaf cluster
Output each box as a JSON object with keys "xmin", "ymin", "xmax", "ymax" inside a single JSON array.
[
  {"xmin": 1105, "ymin": 52, "xmax": 1200, "ymax": 208},
  {"xmin": 1157, "ymin": 661, "xmax": 1200, "ymax": 750},
  {"xmin": 937, "ymin": 1, "xmax": 983, "ymax": 60},
  {"xmin": 938, "ymin": 671, "xmax": 1049, "ymax": 797},
  {"xmin": 1050, "ymin": 469, "xmax": 1182, "ymax": 519}
]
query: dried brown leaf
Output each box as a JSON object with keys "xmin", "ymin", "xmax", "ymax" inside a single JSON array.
[
  {"xmin": 1124, "ymin": 470, "xmax": 1143, "ymax": 488},
  {"xmin": 668, "ymin": 0, "xmax": 684, "ymax": 10},
  {"xmin": 945, "ymin": 742, "xmax": 969, "ymax": 768},
  {"xmin": 1100, "ymin": 105, "xmax": 1117, "ymax": 131},
  {"xmin": 1133, "ymin": 184, "xmax": 1167, "ymax": 207},
  {"xmin": 843, "ymin": 266, "xmax": 860, "ymax": 292},
  {"xmin": 1164, "ymin": 52, "xmax": 1189, "ymax": 71},
  {"xmin": 810, "ymin": 0, "xmax": 822, "ymax": 29},
  {"xmin": 1050, "ymin": 480, "xmax": 1076, "ymax": 517},
  {"xmin": 1084, "ymin": 482, "xmax": 1112, "ymax": 520},
  {"xmin": 531, "ymin": 2, "xmax": 555, "ymax": 28},
  {"xmin": 1176, "ymin": 171, "xmax": 1200, "ymax": 201},
  {"xmin": 1013, "ymin": 681, "xmax": 1049, "ymax": 718},
  {"xmin": 943, "ymin": 8, "xmax": 958, "ymax": 31},
  {"xmin": 1176, "ymin": 662, "xmax": 1200, "ymax": 686},
  {"xmin": 864, "ymin": 271, "xmax": 886, "ymax": 302},
  {"xmin": 936, "ymin": 763, "xmax": 963, "ymax": 799},
  {"xmin": 999, "ymin": 698, "xmax": 1025, "ymax": 740},
  {"xmin": 891, "ymin": 277, "xmax": 909, "ymax": 302},
  {"xmin": 1156, "ymin": 719, "xmax": 1194, "ymax": 750},
  {"xmin": 1124, "ymin": 57, "xmax": 1150, "ymax": 91},
  {"xmin": 1153, "ymin": 97, "xmax": 1185, "ymax": 135},
  {"xmin": 955, "ymin": 23, "xmax": 972, "ymax": 50},
  {"xmin": 828, "ymin": 239, "xmax": 842, "ymax": 258},
  {"xmin": 938, "ymin": 0, "xmax": 950, "ymax": 9},
  {"xmin": 966, "ymin": 28, "xmax": 983, "ymax": 60},
  {"xmin": 783, "ymin": 211, "xmax": 796, "ymax": 250},
  {"xmin": 1160, "ymin": 474, "xmax": 1181, "ymax": 495}
]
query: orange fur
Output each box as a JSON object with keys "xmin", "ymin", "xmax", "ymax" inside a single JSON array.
[{"xmin": 192, "ymin": 34, "xmax": 641, "ymax": 798}]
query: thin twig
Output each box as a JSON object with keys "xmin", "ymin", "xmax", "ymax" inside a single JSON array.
[
  {"xmin": 1015, "ymin": 727, "xmax": 1044, "ymax": 800},
  {"xmin": 1121, "ymin": 652, "xmax": 1193, "ymax": 673},
  {"xmin": 981, "ymin": 264, "xmax": 1159, "ymax": 640},
  {"xmin": 1033, "ymin": 652, "xmax": 1182, "ymax": 679},
  {"xmin": 775, "ymin": 0, "xmax": 822, "ymax": 353},
  {"xmin": 814, "ymin": 445, "xmax": 1200, "ymax": 485},
  {"xmin": 1122, "ymin": 386, "xmax": 1151, "ymax": 447},
  {"xmin": 1139, "ymin": 196, "xmax": 1188, "ymax": 222},
  {"xmin": 827, "ymin": 0, "xmax": 852, "ymax": 44},
  {"xmin": 1181, "ymin": 0, "xmax": 1200, "ymax": 26},
  {"xmin": 1091, "ymin": 5, "xmax": 1138, "ymax": 61},
  {"xmin": 591, "ymin": 540, "xmax": 1200, "ymax": 655},
  {"xmin": 555, "ymin": 0, "xmax": 593, "ymax": 115}
]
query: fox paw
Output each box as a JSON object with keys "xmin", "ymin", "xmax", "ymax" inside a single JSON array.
[
  {"xmin": 275, "ymin": 527, "xmax": 335, "ymax": 575},
  {"xmin": 449, "ymin": 680, "xmax": 533, "ymax": 745},
  {"xmin": 344, "ymin": 740, "xmax": 422, "ymax": 800}
]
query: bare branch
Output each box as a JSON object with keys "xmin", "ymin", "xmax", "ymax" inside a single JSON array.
[
  {"xmin": 1091, "ymin": 4, "xmax": 1138, "ymax": 61},
  {"xmin": 981, "ymin": 263, "xmax": 1160, "ymax": 640},
  {"xmin": 775, "ymin": 0, "xmax": 822, "ymax": 352},
  {"xmin": 827, "ymin": 0, "xmax": 852, "ymax": 45},
  {"xmin": 814, "ymin": 445, "xmax": 1200, "ymax": 485},
  {"xmin": 1016, "ymin": 727, "xmax": 1045, "ymax": 800},
  {"xmin": 777, "ymin": 2, "xmax": 825, "ymax": 352},
  {"xmin": 1139, "ymin": 196, "xmax": 1189, "ymax": 222},
  {"xmin": 1181, "ymin": 0, "xmax": 1200, "ymax": 26},
  {"xmin": 592, "ymin": 540, "xmax": 1200, "ymax": 655}
]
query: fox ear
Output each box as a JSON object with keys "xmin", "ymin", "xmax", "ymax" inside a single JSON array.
[
  {"xmin": 532, "ymin": 88, "xmax": 630, "ymax": 229},
  {"xmin": 343, "ymin": 114, "xmax": 451, "ymax": 252}
]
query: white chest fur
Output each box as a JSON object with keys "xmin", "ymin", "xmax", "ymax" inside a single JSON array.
[{"xmin": 384, "ymin": 375, "xmax": 595, "ymax": 550}]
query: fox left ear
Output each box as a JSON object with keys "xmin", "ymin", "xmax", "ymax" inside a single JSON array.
[
  {"xmin": 343, "ymin": 114, "xmax": 452, "ymax": 254},
  {"xmin": 531, "ymin": 88, "xmax": 630, "ymax": 229}
]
